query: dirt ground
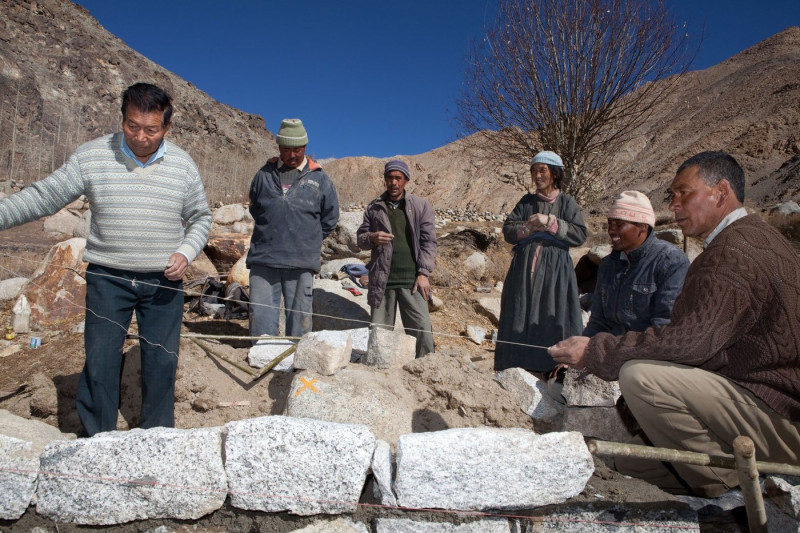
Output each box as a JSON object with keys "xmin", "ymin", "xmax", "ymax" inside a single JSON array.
[{"xmin": 0, "ymin": 218, "xmax": 746, "ymax": 532}]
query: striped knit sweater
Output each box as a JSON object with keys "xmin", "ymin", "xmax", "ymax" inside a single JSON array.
[{"xmin": 0, "ymin": 133, "xmax": 211, "ymax": 272}]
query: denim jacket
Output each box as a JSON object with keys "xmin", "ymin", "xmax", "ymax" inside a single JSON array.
[{"xmin": 583, "ymin": 231, "xmax": 689, "ymax": 337}]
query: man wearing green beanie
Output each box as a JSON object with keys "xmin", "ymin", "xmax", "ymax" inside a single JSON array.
[{"xmin": 246, "ymin": 118, "xmax": 339, "ymax": 337}]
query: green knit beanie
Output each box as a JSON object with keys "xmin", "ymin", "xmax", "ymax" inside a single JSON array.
[{"xmin": 276, "ymin": 118, "xmax": 308, "ymax": 147}]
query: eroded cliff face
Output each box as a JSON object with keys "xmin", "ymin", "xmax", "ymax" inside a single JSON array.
[{"xmin": 0, "ymin": 0, "xmax": 277, "ymax": 205}]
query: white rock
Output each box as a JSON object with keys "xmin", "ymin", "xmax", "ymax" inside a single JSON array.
[
  {"xmin": 394, "ymin": 428, "xmax": 593, "ymax": 511},
  {"xmin": 293, "ymin": 330, "xmax": 352, "ymax": 376},
  {"xmin": 371, "ymin": 440, "xmax": 397, "ymax": 507},
  {"xmin": 495, "ymin": 368, "xmax": 562, "ymax": 421},
  {"xmin": 375, "ymin": 517, "xmax": 510, "ymax": 532},
  {"xmin": 342, "ymin": 327, "xmax": 370, "ymax": 359},
  {"xmin": 475, "ymin": 297, "xmax": 501, "ymax": 325},
  {"xmin": 463, "ymin": 251, "xmax": 487, "ymax": 280},
  {"xmin": 364, "ymin": 327, "xmax": 415, "ymax": 369},
  {"xmin": 0, "ymin": 277, "xmax": 28, "ymax": 301},
  {"xmin": 225, "ymin": 416, "xmax": 375, "ymax": 515},
  {"xmin": 43, "ymin": 209, "xmax": 80, "ymax": 237},
  {"xmin": 465, "ymin": 324, "xmax": 486, "ymax": 345},
  {"xmin": 11, "ymin": 294, "xmax": 30, "ymax": 334},
  {"xmin": 0, "ymin": 435, "xmax": 38, "ymax": 520},
  {"xmin": 562, "ymin": 370, "xmax": 621, "ymax": 407},
  {"xmin": 247, "ymin": 338, "xmax": 297, "ymax": 372},
  {"xmin": 36, "ymin": 427, "xmax": 227, "ymax": 525},
  {"xmin": 213, "ymin": 204, "xmax": 246, "ymax": 225}
]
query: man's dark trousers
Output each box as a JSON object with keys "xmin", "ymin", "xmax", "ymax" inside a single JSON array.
[{"xmin": 77, "ymin": 263, "xmax": 182, "ymax": 436}]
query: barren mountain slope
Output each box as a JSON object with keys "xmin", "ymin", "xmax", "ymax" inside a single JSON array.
[
  {"xmin": 0, "ymin": 0, "xmax": 277, "ymax": 204},
  {"xmin": 326, "ymin": 27, "xmax": 800, "ymax": 213}
]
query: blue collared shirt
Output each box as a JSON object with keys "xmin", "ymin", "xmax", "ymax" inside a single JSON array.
[{"xmin": 120, "ymin": 134, "xmax": 167, "ymax": 168}]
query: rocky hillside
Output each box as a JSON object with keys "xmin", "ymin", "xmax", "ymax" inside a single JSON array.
[
  {"xmin": 0, "ymin": 0, "xmax": 278, "ymax": 205},
  {"xmin": 1, "ymin": 0, "xmax": 797, "ymax": 214}
]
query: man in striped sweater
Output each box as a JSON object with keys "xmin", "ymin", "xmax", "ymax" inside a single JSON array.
[{"xmin": 0, "ymin": 83, "xmax": 212, "ymax": 436}]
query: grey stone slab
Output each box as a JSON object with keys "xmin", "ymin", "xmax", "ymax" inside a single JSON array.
[
  {"xmin": 371, "ymin": 439, "xmax": 397, "ymax": 507},
  {"xmin": 290, "ymin": 517, "xmax": 371, "ymax": 533},
  {"xmin": 247, "ymin": 338, "xmax": 296, "ymax": 372},
  {"xmin": 0, "ymin": 434, "xmax": 38, "ymax": 520},
  {"xmin": 225, "ymin": 415, "xmax": 375, "ymax": 515},
  {"xmin": 36, "ymin": 427, "xmax": 226, "ymax": 525},
  {"xmin": 394, "ymin": 429, "xmax": 593, "ymax": 511},
  {"xmin": 511, "ymin": 503, "xmax": 698, "ymax": 531},
  {"xmin": 376, "ymin": 517, "xmax": 510, "ymax": 532},
  {"xmin": 364, "ymin": 327, "xmax": 415, "ymax": 369}
]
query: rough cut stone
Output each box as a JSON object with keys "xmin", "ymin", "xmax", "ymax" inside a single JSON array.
[
  {"xmin": 562, "ymin": 370, "xmax": 621, "ymax": 407},
  {"xmin": 0, "ymin": 277, "xmax": 28, "ymax": 301},
  {"xmin": 375, "ymin": 517, "xmax": 510, "ymax": 532},
  {"xmin": 73, "ymin": 209, "xmax": 91, "ymax": 238},
  {"xmin": 512, "ymin": 504, "xmax": 698, "ymax": 531},
  {"xmin": 343, "ymin": 327, "xmax": 370, "ymax": 359},
  {"xmin": 371, "ymin": 440, "xmax": 397, "ymax": 507},
  {"xmin": 212, "ymin": 203, "xmax": 246, "ymax": 225},
  {"xmin": 36, "ymin": 427, "xmax": 226, "ymax": 525},
  {"xmin": 225, "ymin": 416, "xmax": 375, "ymax": 515},
  {"xmin": 364, "ymin": 327, "xmax": 416, "ymax": 369},
  {"xmin": 474, "ymin": 297, "xmax": 501, "ymax": 325},
  {"xmin": 495, "ymin": 368, "xmax": 562, "ymax": 421},
  {"xmin": 562, "ymin": 406, "xmax": 634, "ymax": 442},
  {"xmin": 285, "ymin": 367, "xmax": 414, "ymax": 446},
  {"xmin": 247, "ymin": 338, "xmax": 297, "ymax": 372},
  {"xmin": 312, "ymin": 278, "xmax": 371, "ymax": 331},
  {"xmin": 0, "ymin": 434, "xmax": 39, "ymax": 520},
  {"xmin": 293, "ymin": 330, "xmax": 352, "ymax": 376},
  {"xmin": 22, "ymin": 238, "xmax": 87, "ymax": 330},
  {"xmin": 394, "ymin": 428, "xmax": 593, "ymax": 511},
  {"xmin": 291, "ymin": 517, "xmax": 370, "ymax": 533}
]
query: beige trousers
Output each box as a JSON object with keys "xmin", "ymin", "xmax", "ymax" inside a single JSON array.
[{"xmin": 615, "ymin": 360, "xmax": 800, "ymax": 497}]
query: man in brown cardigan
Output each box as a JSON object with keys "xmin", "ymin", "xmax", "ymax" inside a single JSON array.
[{"xmin": 550, "ymin": 151, "xmax": 800, "ymax": 497}]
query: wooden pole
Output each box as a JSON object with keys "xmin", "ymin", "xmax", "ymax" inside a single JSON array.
[{"xmin": 733, "ymin": 436, "xmax": 768, "ymax": 533}]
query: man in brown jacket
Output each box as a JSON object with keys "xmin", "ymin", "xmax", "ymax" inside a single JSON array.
[
  {"xmin": 550, "ymin": 151, "xmax": 800, "ymax": 497},
  {"xmin": 357, "ymin": 160, "xmax": 437, "ymax": 358}
]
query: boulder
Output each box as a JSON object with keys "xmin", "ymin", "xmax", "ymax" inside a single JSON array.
[
  {"xmin": 73, "ymin": 209, "xmax": 91, "ymax": 238},
  {"xmin": 36, "ymin": 427, "xmax": 227, "ymax": 525},
  {"xmin": 495, "ymin": 368, "xmax": 562, "ymax": 422},
  {"xmin": 364, "ymin": 327, "xmax": 416, "ymax": 369},
  {"xmin": 185, "ymin": 251, "xmax": 219, "ymax": 282},
  {"xmin": 204, "ymin": 233, "xmax": 250, "ymax": 266},
  {"xmin": 0, "ymin": 434, "xmax": 38, "ymax": 520},
  {"xmin": 474, "ymin": 297, "xmax": 501, "ymax": 325},
  {"xmin": 562, "ymin": 406, "xmax": 635, "ymax": 441},
  {"xmin": 225, "ymin": 416, "xmax": 375, "ymax": 515},
  {"xmin": 393, "ymin": 428, "xmax": 593, "ymax": 511},
  {"xmin": 463, "ymin": 251, "xmax": 487, "ymax": 280},
  {"xmin": 465, "ymin": 324, "xmax": 486, "ymax": 345},
  {"xmin": 247, "ymin": 338, "xmax": 297, "ymax": 372},
  {"xmin": 228, "ymin": 255, "xmax": 250, "ymax": 287},
  {"xmin": 312, "ymin": 278, "xmax": 371, "ymax": 331},
  {"xmin": 285, "ymin": 367, "xmax": 413, "ymax": 446},
  {"xmin": 293, "ymin": 330, "xmax": 352, "ymax": 376},
  {"xmin": 323, "ymin": 211, "xmax": 370, "ymax": 261},
  {"xmin": 562, "ymin": 370, "xmax": 621, "ymax": 407},
  {"xmin": 43, "ymin": 209, "xmax": 81, "ymax": 237},
  {"xmin": 0, "ymin": 277, "xmax": 27, "ymax": 301},
  {"xmin": 22, "ymin": 238, "xmax": 87, "ymax": 330},
  {"xmin": 212, "ymin": 203, "xmax": 246, "ymax": 225}
]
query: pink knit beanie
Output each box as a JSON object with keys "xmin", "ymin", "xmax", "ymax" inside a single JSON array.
[{"xmin": 607, "ymin": 191, "xmax": 656, "ymax": 227}]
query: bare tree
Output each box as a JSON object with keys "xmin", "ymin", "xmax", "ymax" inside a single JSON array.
[{"xmin": 457, "ymin": 0, "xmax": 695, "ymax": 204}]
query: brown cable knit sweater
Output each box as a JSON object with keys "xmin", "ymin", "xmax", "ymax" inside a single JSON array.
[{"xmin": 586, "ymin": 214, "xmax": 800, "ymax": 421}]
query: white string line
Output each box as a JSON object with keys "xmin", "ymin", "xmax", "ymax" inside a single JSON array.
[
  {"xmin": 0, "ymin": 262, "xmax": 179, "ymax": 359},
  {"xmin": 0, "ymin": 253, "xmax": 552, "ymax": 350}
]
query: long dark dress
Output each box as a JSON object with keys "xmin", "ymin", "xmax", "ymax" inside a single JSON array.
[{"xmin": 494, "ymin": 191, "xmax": 587, "ymax": 372}]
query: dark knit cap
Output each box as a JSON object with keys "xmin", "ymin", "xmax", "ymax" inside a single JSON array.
[{"xmin": 384, "ymin": 160, "xmax": 410, "ymax": 180}]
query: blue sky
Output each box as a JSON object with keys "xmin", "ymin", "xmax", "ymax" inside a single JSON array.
[{"xmin": 74, "ymin": 0, "xmax": 798, "ymax": 160}]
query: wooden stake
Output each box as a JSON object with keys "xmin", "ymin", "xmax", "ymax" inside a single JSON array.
[{"xmin": 733, "ymin": 436, "xmax": 767, "ymax": 533}]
